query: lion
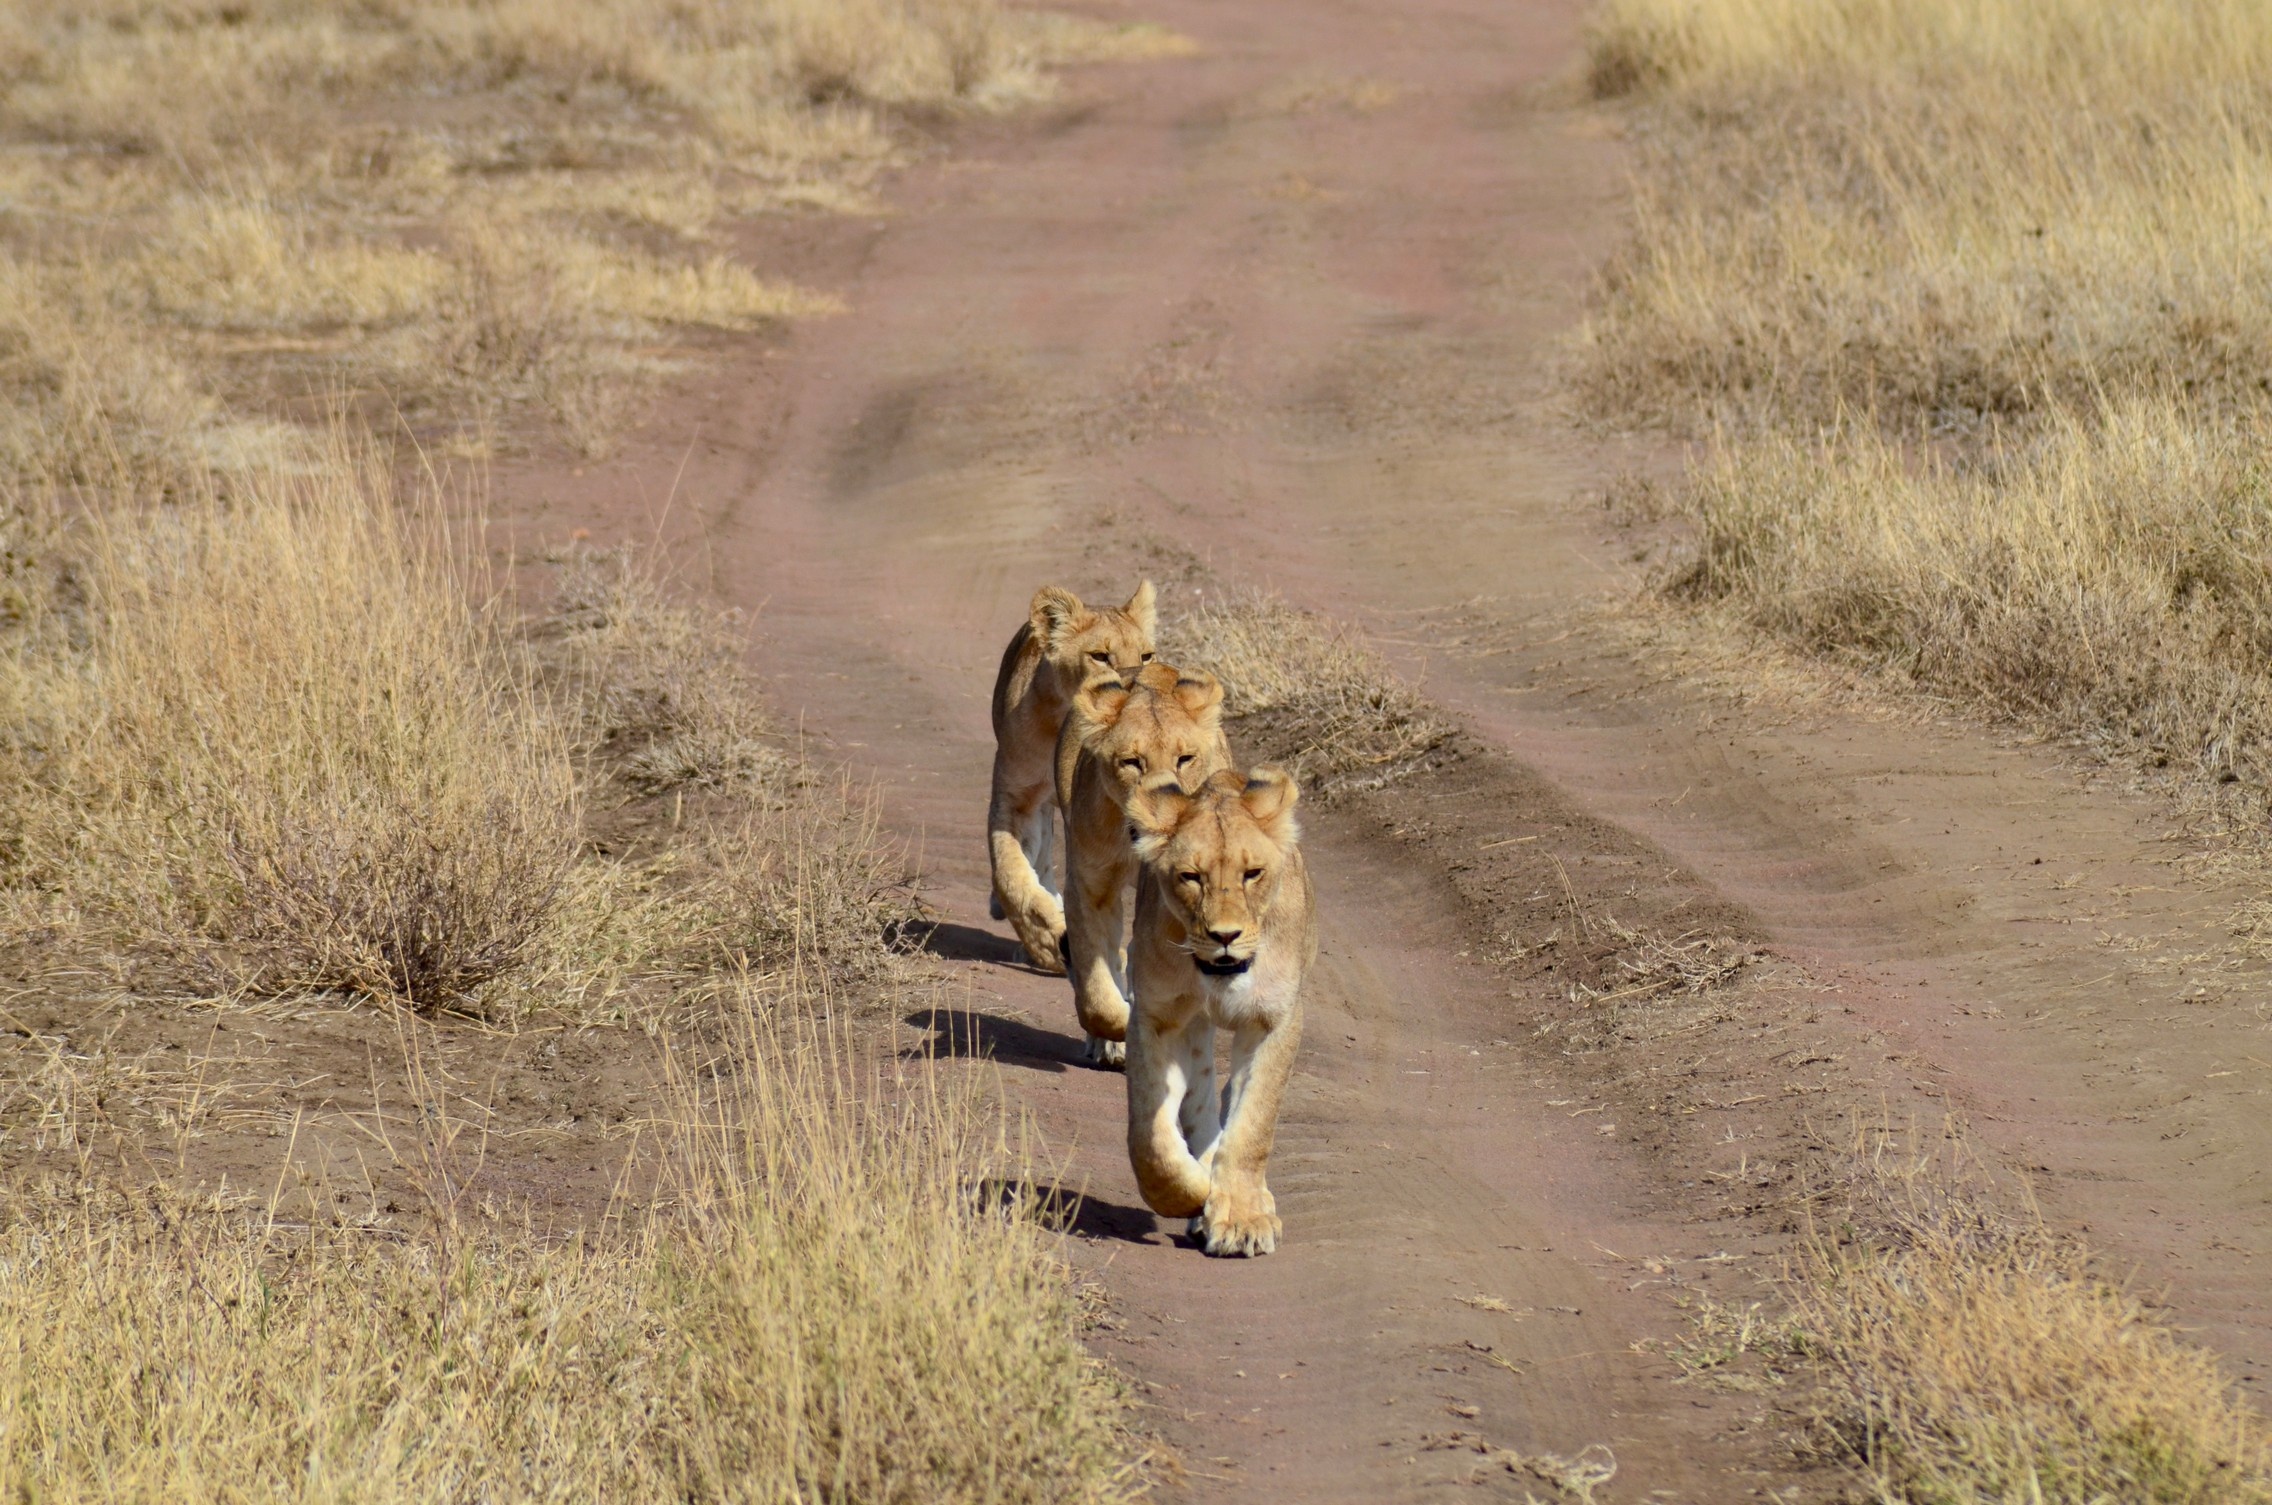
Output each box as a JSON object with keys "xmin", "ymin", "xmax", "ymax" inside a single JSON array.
[
  {"xmin": 1055, "ymin": 661, "xmax": 1231, "ymax": 1066},
  {"xmin": 1121, "ymin": 766, "xmax": 1315, "ymax": 1257},
  {"xmin": 988, "ymin": 582, "xmax": 1157, "ymax": 974}
]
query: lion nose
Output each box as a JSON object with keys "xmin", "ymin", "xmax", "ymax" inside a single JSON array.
[{"xmin": 1206, "ymin": 927, "xmax": 1243, "ymax": 947}]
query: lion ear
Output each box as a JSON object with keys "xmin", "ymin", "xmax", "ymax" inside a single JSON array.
[
  {"xmin": 1126, "ymin": 774, "xmax": 1190, "ymax": 856},
  {"xmin": 1072, "ymin": 676, "xmax": 1131, "ymax": 727},
  {"xmin": 1030, "ymin": 585, "xmax": 1087, "ymax": 648},
  {"xmin": 1123, "ymin": 579, "xmax": 1158, "ymax": 639},
  {"xmin": 1240, "ymin": 765, "xmax": 1301, "ymax": 845},
  {"xmin": 1172, "ymin": 668, "xmax": 1224, "ymax": 724}
]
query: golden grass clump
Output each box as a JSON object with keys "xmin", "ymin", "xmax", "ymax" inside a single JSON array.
[
  {"xmin": 1799, "ymin": 1137, "xmax": 2272, "ymax": 1504},
  {"xmin": 539, "ymin": 544, "xmax": 788, "ymax": 796},
  {"xmin": 1669, "ymin": 401, "xmax": 2272, "ymax": 791},
  {"xmin": 1165, "ymin": 587, "xmax": 1449, "ymax": 789},
  {"xmin": 0, "ymin": 1006, "xmax": 1132, "ymax": 1503},
  {"xmin": 3, "ymin": 450, "xmax": 578, "ymax": 1010}
]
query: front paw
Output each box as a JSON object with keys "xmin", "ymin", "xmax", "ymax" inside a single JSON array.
[
  {"xmin": 1011, "ymin": 919, "xmax": 1066, "ymax": 975},
  {"xmin": 1195, "ymin": 1180, "xmax": 1279, "ymax": 1257},
  {"xmin": 1081, "ymin": 1034, "xmax": 1126, "ymax": 1070}
]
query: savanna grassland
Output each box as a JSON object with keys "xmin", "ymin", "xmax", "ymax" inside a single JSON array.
[
  {"xmin": 1580, "ymin": 3, "xmax": 2272, "ymax": 1499},
  {"xmin": 0, "ymin": 2, "xmax": 1182, "ymax": 1496}
]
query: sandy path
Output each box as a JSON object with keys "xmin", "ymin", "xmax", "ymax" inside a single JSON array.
[{"xmin": 497, "ymin": 0, "xmax": 2272, "ymax": 1495}]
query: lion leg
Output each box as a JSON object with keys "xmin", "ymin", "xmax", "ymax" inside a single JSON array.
[
  {"xmin": 1194, "ymin": 1014, "xmax": 1301, "ymax": 1258},
  {"xmin": 1125, "ymin": 1005, "xmax": 1210, "ymax": 1218},
  {"xmin": 1176, "ymin": 1021, "xmax": 1220, "ymax": 1162},
  {"xmin": 1063, "ymin": 853, "xmax": 1132, "ymax": 1064},
  {"xmin": 987, "ymin": 769, "xmax": 1066, "ymax": 974}
]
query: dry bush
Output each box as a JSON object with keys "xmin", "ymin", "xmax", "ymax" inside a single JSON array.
[
  {"xmin": 1164, "ymin": 587, "xmax": 1449, "ymax": 789},
  {"xmin": 1581, "ymin": 0, "xmax": 2272, "ymax": 433},
  {"xmin": 537, "ymin": 544, "xmax": 788, "ymax": 797},
  {"xmin": 1668, "ymin": 402, "xmax": 2272, "ymax": 794},
  {"xmin": 673, "ymin": 779, "xmax": 918, "ymax": 986},
  {"xmin": 516, "ymin": 549, "xmax": 917, "ymax": 1017},
  {"xmin": 3, "ymin": 447, "xmax": 578, "ymax": 1011},
  {"xmin": 1798, "ymin": 1132, "xmax": 2272, "ymax": 1504},
  {"xmin": 0, "ymin": 1002, "xmax": 1132, "ymax": 1503}
]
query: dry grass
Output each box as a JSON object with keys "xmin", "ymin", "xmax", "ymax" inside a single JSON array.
[
  {"xmin": 1164, "ymin": 586, "xmax": 1450, "ymax": 789},
  {"xmin": 1796, "ymin": 1131, "xmax": 2272, "ymax": 1505},
  {"xmin": 1582, "ymin": 0, "xmax": 2272, "ymax": 433},
  {"xmin": 1667, "ymin": 402, "xmax": 2272, "ymax": 794},
  {"xmin": 0, "ymin": 0, "xmax": 1166, "ymax": 466},
  {"xmin": 3, "ymin": 447, "xmax": 578, "ymax": 1011},
  {"xmin": 3, "ymin": 456, "xmax": 914, "ymax": 1021},
  {"xmin": 1583, "ymin": 0, "xmax": 2272, "ymax": 814},
  {"xmin": 538, "ymin": 544, "xmax": 789, "ymax": 797},
  {"xmin": 0, "ymin": 2, "xmax": 1165, "ymax": 1489},
  {"xmin": 0, "ymin": 999, "xmax": 1133, "ymax": 1503},
  {"xmin": 1582, "ymin": 16, "xmax": 2272, "ymax": 1489}
]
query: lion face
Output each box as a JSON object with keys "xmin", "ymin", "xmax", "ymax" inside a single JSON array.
[
  {"xmin": 1128, "ymin": 767, "xmax": 1301, "ymax": 976},
  {"xmin": 1031, "ymin": 581, "xmax": 1157, "ymax": 689},
  {"xmin": 1078, "ymin": 662, "xmax": 1227, "ymax": 808}
]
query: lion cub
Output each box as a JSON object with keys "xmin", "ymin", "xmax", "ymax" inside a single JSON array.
[
  {"xmin": 1123, "ymin": 767, "xmax": 1316, "ymax": 1257},
  {"xmin": 988, "ymin": 582, "xmax": 1157, "ymax": 974},
  {"xmin": 1056, "ymin": 661, "xmax": 1231, "ymax": 1066}
]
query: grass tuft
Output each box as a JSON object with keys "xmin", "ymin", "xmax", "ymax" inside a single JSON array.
[
  {"xmin": 1165, "ymin": 587, "xmax": 1449, "ymax": 789},
  {"xmin": 1798, "ymin": 1134, "xmax": 2272, "ymax": 1505},
  {"xmin": 6, "ymin": 446, "xmax": 576, "ymax": 1012}
]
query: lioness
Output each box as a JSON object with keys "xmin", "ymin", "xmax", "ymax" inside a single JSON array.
[
  {"xmin": 1056, "ymin": 661, "xmax": 1231, "ymax": 1066},
  {"xmin": 988, "ymin": 582, "xmax": 1157, "ymax": 974},
  {"xmin": 1123, "ymin": 766, "xmax": 1315, "ymax": 1257}
]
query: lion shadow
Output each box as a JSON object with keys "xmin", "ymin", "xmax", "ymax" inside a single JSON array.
[
  {"xmin": 974, "ymin": 1178, "xmax": 1164, "ymax": 1245},
  {"xmin": 904, "ymin": 1005, "xmax": 1119, "ymax": 1075},
  {"xmin": 890, "ymin": 918, "xmax": 1059, "ymax": 975}
]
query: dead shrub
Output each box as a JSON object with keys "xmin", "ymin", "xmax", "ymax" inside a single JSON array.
[
  {"xmin": 677, "ymin": 776, "xmax": 918, "ymax": 986},
  {"xmin": 1796, "ymin": 1131, "xmax": 2272, "ymax": 1504},
  {"xmin": 9, "ymin": 444, "xmax": 578, "ymax": 1011},
  {"xmin": 537, "ymin": 544, "xmax": 788, "ymax": 798},
  {"xmin": 1164, "ymin": 587, "xmax": 1450, "ymax": 789}
]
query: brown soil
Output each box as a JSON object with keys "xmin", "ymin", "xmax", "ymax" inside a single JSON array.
[{"xmin": 93, "ymin": 0, "xmax": 2255, "ymax": 1497}]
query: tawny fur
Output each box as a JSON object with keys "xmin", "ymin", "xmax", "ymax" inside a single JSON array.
[
  {"xmin": 1055, "ymin": 662, "xmax": 1230, "ymax": 1067},
  {"xmin": 1123, "ymin": 767, "xmax": 1316, "ymax": 1257},
  {"xmin": 987, "ymin": 582, "xmax": 1156, "ymax": 974}
]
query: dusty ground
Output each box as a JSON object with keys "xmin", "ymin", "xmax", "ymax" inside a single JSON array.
[{"xmin": 33, "ymin": 0, "xmax": 2264, "ymax": 1499}]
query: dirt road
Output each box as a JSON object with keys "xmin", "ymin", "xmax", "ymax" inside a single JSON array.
[{"xmin": 502, "ymin": 1, "xmax": 2272, "ymax": 1496}]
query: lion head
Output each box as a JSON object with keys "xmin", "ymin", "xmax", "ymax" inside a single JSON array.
[
  {"xmin": 1030, "ymin": 581, "xmax": 1157, "ymax": 690},
  {"xmin": 1069, "ymin": 661, "xmax": 1228, "ymax": 809},
  {"xmin": 1127, "ymin": 766, "xmax": 1302, "ymax": 976}
]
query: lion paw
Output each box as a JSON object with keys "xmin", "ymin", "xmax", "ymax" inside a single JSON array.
[
  {"xmin": 1017, "ymin": 928, "xmax": 1067, "ymax": 975},
  {"xmin": 1195, "ymin": 1182, "xmax": 1279, "ymax": 1257},
  {"xmin": 1081, "ymin": 1034, "xmax": 1126, "ymax": 1070}
]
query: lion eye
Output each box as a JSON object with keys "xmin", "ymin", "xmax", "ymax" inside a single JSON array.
[
  {"xmin": 1140, "ymin": 652, "xmax": 1155, "ymax": 662},
  {"xmin": 1244, "ymin": 868, "xmax": 1263, "ymax": 883},
  {"xmin": 1089, "ymin": 650, "xmax": 1112, "ymax": 663},
  {"xmin": 1119, "ymin": 757, "xmax": 1144, "ymax": 773},
  {"xmin": 1175, "ymin": 753, "xmax": 1194, "ymax": 769},
  {"xmin": 1178, "ymin": 871, "xmax": 1203, "ymax": 886}
]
